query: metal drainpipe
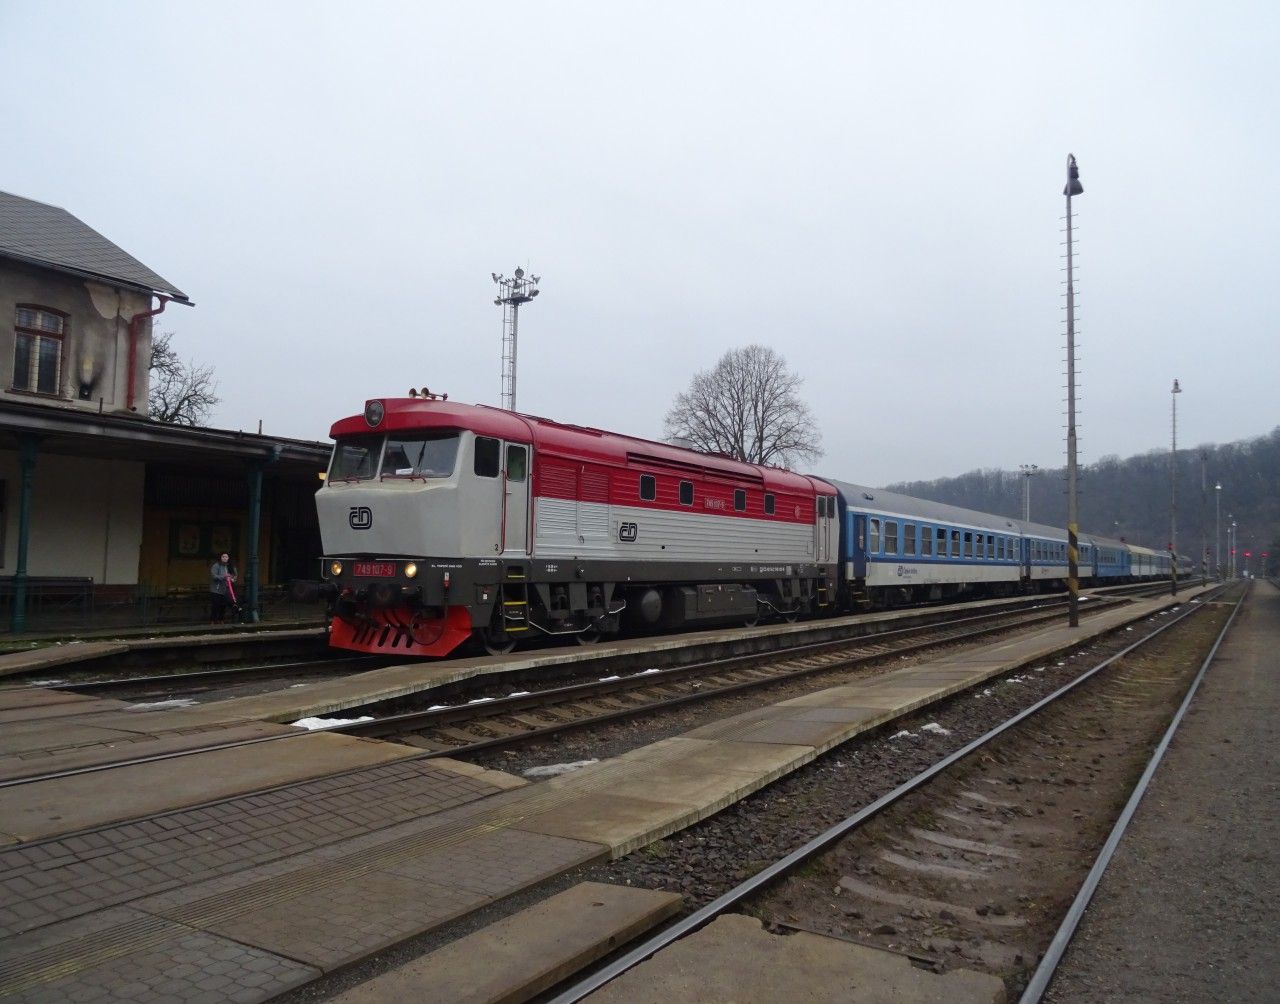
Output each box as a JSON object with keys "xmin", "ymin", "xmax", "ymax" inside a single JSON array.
[
  {"xmin": 246, "ymin": 445, "xmax": 283, "ymax": 622},
  {"xmin": 126, "ymin": 296, "xmax": 169, "ymax": 412},
  {"xmin": 9, "ymin": 435, "xmax": 41, "ymax": 633}
]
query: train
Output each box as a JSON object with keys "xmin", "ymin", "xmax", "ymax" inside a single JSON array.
[{"xmin": 296, "ymin": 393, "xmax": 1188, "ymax": 658}]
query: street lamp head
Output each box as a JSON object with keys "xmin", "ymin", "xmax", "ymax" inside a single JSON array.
[
  {"xmin": 1215, "ymin": 482, "xmax": 1222, "ymax": 491},
  {"xmin": 1064, "ymin": 154, "xmax": 1083, "ymax": 196},
  {"xmin": 1172, "ymin": 379, "xmax": 1182, "ymax": 394}
]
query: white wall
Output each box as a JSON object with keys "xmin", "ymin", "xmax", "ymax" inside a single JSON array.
[{"xmin": 0, "ymin": 451, "xmax": 145, "ymax": 583}]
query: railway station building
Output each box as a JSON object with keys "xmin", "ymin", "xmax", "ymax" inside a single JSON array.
[{"xmin": 0, "ymin": 190, "xmax": 327, "ymax": 630}]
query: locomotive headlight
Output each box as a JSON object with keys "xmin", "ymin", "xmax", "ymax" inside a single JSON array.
[
  {"xmin": 404, "ymin": 562, "xmax": 418, "ymax": 579},
  {"xmin": 364, "ymin": 400, "xmax": 385, "ymax": 427},
  {"xmin": 329, "ymin": 560, "xmax": 344, "ymax": 577}
]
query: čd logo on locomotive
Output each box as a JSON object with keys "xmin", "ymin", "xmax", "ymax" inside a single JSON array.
[
  {"xmin": 618, "ymin": 522, "xmax": 639, "ymax": 542},
  {"xmin": 349, "ymin": 506, "xmax": 373, "ymax": 530}
]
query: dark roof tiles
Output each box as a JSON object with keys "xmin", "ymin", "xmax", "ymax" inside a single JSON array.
[{"xmin": 0, "ymin": 190, "xmax": 190, "ymax": 302}]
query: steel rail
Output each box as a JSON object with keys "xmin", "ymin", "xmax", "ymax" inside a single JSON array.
[
  {"xmin": 41, "ymin": 655, "xmax": 382, "ymax": 694},
  {"xmin": 547, "ymin": 586, "xmax": 1231, "ymax": 1003},
  {"xmin": 1019, "ymin": 583, "xmax": 1247, "ymax": 1002}
]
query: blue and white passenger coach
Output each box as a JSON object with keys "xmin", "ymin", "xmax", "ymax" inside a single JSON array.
[{"xmin": 830, "ymin": 482, "xmax": 1025, "ymax": 606}]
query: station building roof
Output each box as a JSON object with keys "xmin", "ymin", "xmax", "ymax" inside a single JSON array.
[
  {"xmin": 0, "ymin": 397, "xmax": 327, "ymax": 476},
  {"xmin": 0, "ymin": 190, "xmax": 191, "ymax": 303}
]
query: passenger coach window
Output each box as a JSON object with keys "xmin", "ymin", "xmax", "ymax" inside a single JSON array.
[
  {"xmin": 904, "ymin": 523, "xmax": 917, "ymax": 556},
  {"xmin": 640, "ymin": 474, "xmax": 657, "ymax": 501},
  {"xmin": 950, "ymin": 529, "xmax": 960, "ymax": 557},
  {"xmin": 869, "ymin": 518, "xmax": 881, "ymax": 553},
  {"xmin": 936, "ymin": 528, "xmax": 946, "ymax": 557},
  {"xmin": 921, "ymin": 526, "xmax": 933, "ymax": 557},
  {"xmin": 680, "ymin": 480, "xmax": 694, "ymax": 506},
  {"xmin": 734, "ymin": 489, "xmax": 746, "ymax": 512},
  {"xmin": 764, "ymin": 493, "xmax": 776, "ymax": 515},
  {"xmin": 975, "ymin": 535, "xmax": 985, "ymax": 559},
  {"xmin": 963, "ymin": 532, "xmax": 973, "ymax": 557},
  {"xmin": 884, "ymin": 521, "xmax": 898, "ymax": 555},
  {"xmin": 474, "ymin": 437, "xmax": 500, "ymax": 478},
  {"xmin": 506, "ymin": 445, "xmax": 527, "ymax": 482}
]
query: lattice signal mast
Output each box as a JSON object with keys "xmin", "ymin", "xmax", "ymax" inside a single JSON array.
[{"xmin": 491, "ymin": 267, "xmax": 540, "ymax": 411}]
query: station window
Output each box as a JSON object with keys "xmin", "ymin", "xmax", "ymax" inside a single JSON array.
[
  {"xmin": 904, "ymin": 523, "xmax": 917, "ymax": 556},
  {"xmin": 868, "ymin": 518, "xmax": 881, "ymax": 554},
  {"xmin": 950, "ymin": 529, "xmax": 961, "ymax": 557},
  {"xmin": 963, "ymin": 531, "xmax": 973, "ymax": 557},
  {"xmin": 764, "ymin": 493, "xmax": 776, "ymax": 515},
  {"xmin": 679, "ymin": 480, "xmax": 694, "ymax": 506},
  {"xmin": 884, "ymin": 521, "xmax": 898, "ymax": 555},
  {"xmin": 734, "ymin": 488, "xmax": 746, "ymax": 512},
  {"xmin": 921, "ymin": 526, "xmax": 933, "ymax": 557},
  {"xmin": 474, "ymin": 436, "xmax": 500, "ymax": 478},
  {"xmin": 12, "ymin": 306, "xmax": 65, "ymax": 396},
  {"xmin": 640, "ymin": 474, "xmax": 656, "ymax": 501}
]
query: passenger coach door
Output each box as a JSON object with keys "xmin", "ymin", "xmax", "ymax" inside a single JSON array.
[{"xmin": 503, "ymin": 444, "xmax": 530, "ymax": 555}]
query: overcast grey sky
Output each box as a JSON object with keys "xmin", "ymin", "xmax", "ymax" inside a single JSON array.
[{"xmin": 3, "ymin": 1, "xmax": 1276, "ymax": 485}]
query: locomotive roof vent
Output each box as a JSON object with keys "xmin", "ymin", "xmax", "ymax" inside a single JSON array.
[
  {"xmin": 364, "ymin": 400, "xmax": 385, "ymax": 427},
  {"xmin": 407, "ymin": 387, "xmax": 448, "ymax": 401}
]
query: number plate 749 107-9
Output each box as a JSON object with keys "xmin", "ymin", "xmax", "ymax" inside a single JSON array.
[{"xmin": 352, "ymin": 561, "xmax": 396, "ymax": 577}]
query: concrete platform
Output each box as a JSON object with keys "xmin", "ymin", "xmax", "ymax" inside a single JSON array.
[
  {"xmin": 0, "ymin": 587, "xmax": 1203, "ymax": 1001},
  {"xmin": 332, "ymin": 882, "xmax": 683, "ymax": 1004},
  {"xmin": 583, "ymin": 913, "xmax": 1005, "ymax": 1003},
  {"xmin": 0, "ymin": 625, "xmax": 324, "ymax": 679}
]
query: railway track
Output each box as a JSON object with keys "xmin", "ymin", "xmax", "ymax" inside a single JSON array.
[
  {"xmin": 545, "ymin": 583, "xmax": 1238, "ymax": 1002},
  {"xmin": 338, "ymin": 592, "xmax": 1143, "ymax": 754}
]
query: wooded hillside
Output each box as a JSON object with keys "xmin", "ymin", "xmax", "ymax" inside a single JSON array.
[{"xmin": 886, "ymin": 427, "xmax": 1280, "ymax": 577}]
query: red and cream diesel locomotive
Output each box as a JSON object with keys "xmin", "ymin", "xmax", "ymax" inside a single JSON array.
[{"xmin": 304, "ymin": 393, "xmax": 840, "ymax": 657}]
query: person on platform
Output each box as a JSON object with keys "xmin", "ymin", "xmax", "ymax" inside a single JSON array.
[{"xmin": 210, "ymin": 552, "xmax": 234, "ymax": 623}]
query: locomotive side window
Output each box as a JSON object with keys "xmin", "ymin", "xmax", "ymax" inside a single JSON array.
[
  {"xmin": 383, "ymin": 433, "xmax": 460, "ymax": 478},
  {"xmin": 329, "ymin": 435, "xmax": 382, "ymax": 481},
  {"xmin": 640, "ymin": 474, "xmax": 656, "ymax": 501},
  {"xmin": 868, "ymin": 518, "xmax": 881, "ymax": 553},
  {"xmin": 680, "ymin": 480, "xmax": 694, "ymax": 506},
  {"xmin": 734, "ymin": 489, "xmax": 746, "ymax": 512},
  {"xmin": 764, "ymin": 493, "xmax": 776, "ymax": 515},
  {"xmin": 474, "ymin": 436, "xmax": 500, "ymax": 478},
  {"xmin": 903, "ymin": 523, "xmax": 916, "ymax": 556},
  {"xmin": 506, "ymin": 444, "xmax": 527, "ymax": 482}
]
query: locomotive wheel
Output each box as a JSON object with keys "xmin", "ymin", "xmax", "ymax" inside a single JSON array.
[
  {"xmin": 575, "ymin": 626, "xmax": 602, "ymax": 646},
  {"xmin": 742, "ymin": 611, "xmax": 760, "ymax": 628},
  {"xmin": 482, "ymin": 632, "xmax": 517, "ymax": 656},
  {"xmin": 783, "ymin": 609, "xmax": 800, "ymax": 624}
]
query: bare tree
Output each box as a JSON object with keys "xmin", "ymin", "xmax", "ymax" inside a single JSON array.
[
  {"xmin": 663, "ymin": 344, "xmax": 822, "ymax": 468},
  {"xmin": 148, "ymin": 331, "xmax": 221, "ymax": 426}
]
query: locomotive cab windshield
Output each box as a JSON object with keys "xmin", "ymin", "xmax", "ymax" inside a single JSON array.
[{"xmin": 328, "ymin": 432, "xmax": 461, "ymax": 481}]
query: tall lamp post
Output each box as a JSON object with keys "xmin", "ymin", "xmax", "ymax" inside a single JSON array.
[
  {"xmin": 1063, "ymin": 154, "xmax": 1083, "ymax": 627},
  {"xmin": 1019, "ymin": 464, "xmax": 1039, "ymax": 522},
  {"xmin": 1230, "ymin": 520, "xmax": 1237, "ymax": 579},
  {"xmin": 1170, "ymin": 378, "xmax": 1181, "ymax": 596},
  {"xmin": 1214, "ymin": 482, "xmax": 1222, "ymax": 579},
  {"xmin": 492, "ymin": 267, "xmax": 541, "ymax": 412}
]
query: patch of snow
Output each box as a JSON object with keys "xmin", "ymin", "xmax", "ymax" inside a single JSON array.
[
  {"xmin": 29, "ymin": 679, "xmax": 65, "ymax": 687},
  {"xmin": 639, "ymin": 668, "xmax": 661, "ymax": 675},
  {"xmin": 523, "ymin": 759, "xmax": 598, "ymax": 778},
  {"xmin": 1126, "ymin": 627, "xmax": 1134, "ymax": 631},
  {"xmin": 292, "ymin": 715, "xmax": 374, "ymax": 730},
  {"xmin": 468, "ymin": 697, "xmax": 496, "ymax": 705},
  {"xmin": 427, "ymin": 704, "xmax": 451, "ymax": 711},
  {"xmin": 921, "ymin": 722, "xmax": 951, "ymax": 736},
  {"xmin": 890, "ymin": 730, "xmax": 914, "ymax": 740},
  {"xmin": 599, "ymin": 675, "xmax": 622, "ymax": 682},
  {"xmin": 289, "ymin": 683, "xmax": 308, "ymax": 688},
  {"xmin": 507, "ymin": 690, "xmax": 531, "ymax": 697},
  {"xmin": 131, "ymin": 698, "xmax": 197, "ymax": 710},
  {"xmin": 1033, "ymin": 666, "xmax": 1045, "ymax": 672}
]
